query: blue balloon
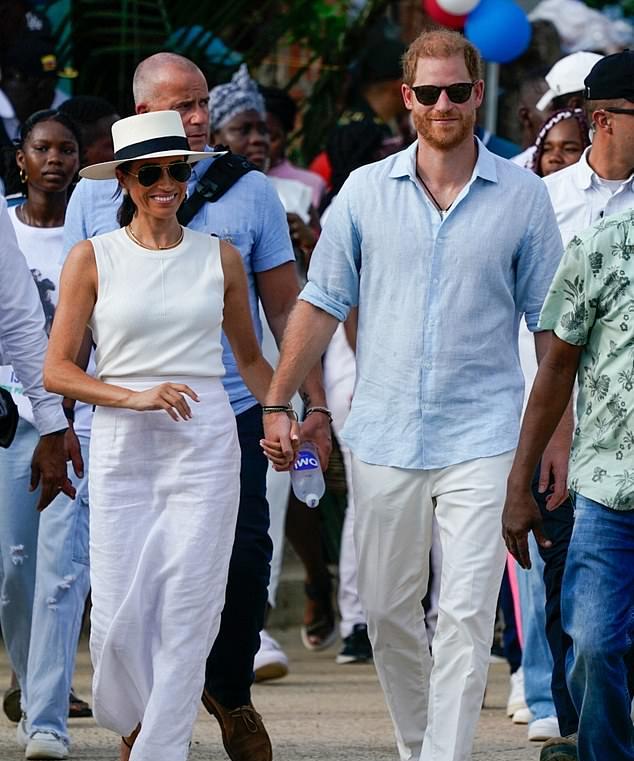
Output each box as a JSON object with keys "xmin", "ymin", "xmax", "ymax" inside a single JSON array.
[{"xmin": 465, "ymin": 0, "xmax": 532, "ymax": 64}]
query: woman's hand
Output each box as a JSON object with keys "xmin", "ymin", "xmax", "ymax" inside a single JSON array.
[
  {"xmin": 261, "ymin": 413, "xmax": 300, "ymax": 470},
  {"xmin": 124, "ymin": 383, "xmax": 199, "ymax": 421}
]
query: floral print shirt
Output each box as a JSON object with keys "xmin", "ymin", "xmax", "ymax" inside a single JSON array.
[{"xmin": 539, "ymin": 208, "xmax": 634, "ymax": 510}]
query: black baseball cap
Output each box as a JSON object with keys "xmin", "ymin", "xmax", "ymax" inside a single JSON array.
[
  {"xmin": 584, "ymin": 50, "xmax": 634, "ymax": 102},
  {"xmin": 2, "ymin": 30, "xmax": 77, "ymax": 79}
]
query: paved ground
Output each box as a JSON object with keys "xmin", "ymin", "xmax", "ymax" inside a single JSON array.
[{"xmin": 0, "ymin": 629, "xmax": 542, "ymax": 761}]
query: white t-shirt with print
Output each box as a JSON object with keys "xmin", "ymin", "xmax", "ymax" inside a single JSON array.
[{"xmin": 0, "ymin": 207, "xmax": 92, "ymax": 438}]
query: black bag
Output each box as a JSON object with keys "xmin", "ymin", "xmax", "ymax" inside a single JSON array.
[
  {"xmin": 0, "ymin": 387, "xmax": 18, "ymax": 449},
  {"xmin": 177, "ymin": 149, "xmax": 257, "ymax": 226}
]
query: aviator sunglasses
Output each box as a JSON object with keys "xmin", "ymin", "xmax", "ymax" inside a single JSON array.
[
  {"xmin": 126, "ymin": 160, "xmax": 192, "ymax": 187},
  {"xmin": 410, "ymin": 82, "xmax": 476, "ymax": 106}
]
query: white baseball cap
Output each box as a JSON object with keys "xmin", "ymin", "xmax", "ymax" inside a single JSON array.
[{"xmin": 537, "ymin": 51, "xmax": 604, "ymax": 111}]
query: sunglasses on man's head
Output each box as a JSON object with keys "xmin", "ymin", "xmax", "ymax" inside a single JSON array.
[
  {"xmin": 604, "ymin": 107, "xmax": 634, "ymax": 117},
  {"xmin": 126, "ymin": 161, "xmax": 192, "ymax": 187},
  {"xmin": 410, "ymin": 82, "xmax": 476, "ymax": 106}
]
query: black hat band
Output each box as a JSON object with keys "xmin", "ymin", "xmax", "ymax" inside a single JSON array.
[{"xmin": 114, "ymin": 135, "xmax": 190, "ymax": 161}]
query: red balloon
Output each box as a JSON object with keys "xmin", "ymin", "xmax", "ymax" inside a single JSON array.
[{"xmin": 422, "ymin": 0, "xmax": 467, "ymax": 28}]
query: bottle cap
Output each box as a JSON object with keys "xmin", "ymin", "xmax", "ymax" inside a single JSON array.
[{"xmin": 306, "ymin": 494, "xmax": 319, "ymax": 508}]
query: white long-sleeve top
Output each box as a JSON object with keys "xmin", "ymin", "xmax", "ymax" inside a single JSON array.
[{"xmin": 0, "ymin": 196, "xmax": 66, "ymax": 436}]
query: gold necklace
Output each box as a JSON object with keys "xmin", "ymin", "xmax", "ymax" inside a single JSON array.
[{"xmin": 125, "ymin": 224, "xmax": 184, "ymax": 250}]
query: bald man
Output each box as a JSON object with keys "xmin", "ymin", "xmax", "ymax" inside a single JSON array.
[{"xmin": 63, "ymin": 53, "xmax": 331, "ymax": 761}]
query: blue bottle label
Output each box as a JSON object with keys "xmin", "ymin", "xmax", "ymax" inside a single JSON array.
[{"xmin": 293, "ymin": 450, "xmax": 320, "ymax": 471}]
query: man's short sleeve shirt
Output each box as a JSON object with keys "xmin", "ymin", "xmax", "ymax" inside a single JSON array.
[{"xmin": 539, "ymin": 209, "xmax": 634, "ymax": 510}]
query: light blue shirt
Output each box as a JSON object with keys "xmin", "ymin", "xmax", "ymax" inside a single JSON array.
[
  {"xmin": 63, "ymin": 152, "xmax": 294, "ymax": 415},
  {"xmin": 301, "ymin": 139, "xmax": 563, "ymax": 469}
]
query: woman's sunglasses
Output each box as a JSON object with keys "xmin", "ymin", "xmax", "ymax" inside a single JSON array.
[
  {"xmin": 126, "ymin": 161, "xmax": 192, "ymax": 187},
  {"xmin": 410, "ymin": 82, "xmax": 476, "ymax": 106}
]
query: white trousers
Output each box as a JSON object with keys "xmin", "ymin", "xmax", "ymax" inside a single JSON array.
[
  {"xmin": 89, "ymin": 378, "xmax": 240, "ymax": 761},
  {"xmin": 352, "ymin": 450, "xmax": 514, "ymax": 761}
]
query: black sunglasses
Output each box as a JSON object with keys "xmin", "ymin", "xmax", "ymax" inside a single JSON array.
[
  {"xmin": 126, "ymin": 161, "xmax": 192, "ymax": 187},
  {"xmin": 410, "ymin": 82, "xmax": 476, "ymax": 106},
  {"xmin": 605, "ymin": 107, "xmax": 634, "ymax": 117}
]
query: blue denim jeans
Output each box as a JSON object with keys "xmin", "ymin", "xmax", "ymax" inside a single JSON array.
[
  {"xmin": 563, "ymin": 493, "xmax": 634, "ymax": 761},
  {"xmin": 26, "ymin": 435, "xmax": 90, "ymax": 741},
  {"xmin": 517, "ymin": 532, "xmax": 556, "ymax": 721},
  {"xmin": 0, "ymin": 419, "xmax": 91, "ymax": 742},
  {"xmin": 535, "ymin": 475, "xmax": 577, "ymax": 737},
  {"xmin": 0, "ymin": 420, "xmax": 41, "ymax": 706}
]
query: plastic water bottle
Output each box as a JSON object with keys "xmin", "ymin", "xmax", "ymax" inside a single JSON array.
[{"xmin": 291, "ymin": 442, "xmax": 325, "ymax": 508}]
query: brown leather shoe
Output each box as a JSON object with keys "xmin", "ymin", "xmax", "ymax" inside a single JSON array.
[
  {"xmin": 539, "ymin": 736, "xmax": 578, "ymax": 760},
  {"xmin": 202, "ymin": 689, "xmax": 272, "ymax": 761}
]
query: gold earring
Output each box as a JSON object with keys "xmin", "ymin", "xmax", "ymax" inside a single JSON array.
[{"xmin": 19, "ymin": 168, "xmax": 28, "ymax": 183}]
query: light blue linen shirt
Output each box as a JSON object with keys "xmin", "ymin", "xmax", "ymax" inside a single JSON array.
[
  {"xmin": 301, "ymin": 138, "xmax": 563, "ymax": 469},
  {"xmin": 63, "ymin": 152, "xmax": 294, "ymax": 415}
]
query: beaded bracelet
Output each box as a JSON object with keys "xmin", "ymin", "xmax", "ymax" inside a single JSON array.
[{"xmin": 304, "ymin": 406, "xmax": 333, "ymax": 423}]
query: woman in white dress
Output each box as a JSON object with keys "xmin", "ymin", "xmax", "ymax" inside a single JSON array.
[{"xmin": 43, "ymin": 110, "xmax": 295, "ymax": 761}]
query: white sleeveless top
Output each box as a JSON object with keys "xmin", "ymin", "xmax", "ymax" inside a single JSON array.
[{"xmin": 89, "ymin": 227, "xmax": 225, "ymax": 381}]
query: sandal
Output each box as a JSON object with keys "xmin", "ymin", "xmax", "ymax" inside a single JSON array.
[
  {"xmin": 300, "ymin": 575, "xmax": 337, "ymax": 651},
  {"xmin": 120, "ymin": 723, "xmax": 141, "ymax": 761},
  {"xmin": 69, "ymin": 687, "xmax": 92, "ymax": 718}
]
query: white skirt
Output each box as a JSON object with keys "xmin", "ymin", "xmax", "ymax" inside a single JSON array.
[{"xmin": 88, "ymin": 377, "xmax": 240, "ymax": 761}]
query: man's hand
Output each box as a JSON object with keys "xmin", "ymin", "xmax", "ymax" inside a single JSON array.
[
  {"xmin": 502, "ymin": 484, "xmax": 552, "ymax": 569},
  {"xmin": 30, "ymin": 430, "xmax": 75, "ymax": 512},
  {"xmin": 300, "ymin": 412, "xmax": 332, "ymax": 470},
  {"xmin": 64, "ymin": 424, "xmax": 84, "ymax": 479},
  {"xmin": 539, "ymin": 437, "xmax": 570, "ymax": 510},
  {"xmin": 261, "ymin": 412, "xmax": 300, "ymax": 471}
]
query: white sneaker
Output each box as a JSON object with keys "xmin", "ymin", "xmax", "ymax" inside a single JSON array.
[
  {"xmin": 16, "ymin": 715, "xmax": 29, "ymax": 749},
  {"xmin": 528, "ymin": 716, "xmax": 560, "ymax": 742},
  {"xmin": 25, "ymin": 731, "xmax": 69, "ymax": 759},
  {"xmin": 254, "ymin": 629, "xmax": 289, "ymax": 682},
  {"xmin": 506, "ymin": 668, "xmax": 527, "ymax": 717},
  {"xmin": 512, "ymin": 706, "xmax": 534, "ymax": 724}
]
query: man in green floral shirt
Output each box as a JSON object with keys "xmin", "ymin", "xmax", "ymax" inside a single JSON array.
[{"xmin": 503, "ymin": 207, "xmax": 634, "ymax": 761}]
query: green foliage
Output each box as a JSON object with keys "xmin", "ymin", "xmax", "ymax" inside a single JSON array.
[
  {"xmin": 52, "ymin": 0, "xmax": 391, "ymax": 157},
  {"xmin": 583, "ymin": 0, "xmax": 634, "ymax": 17}
]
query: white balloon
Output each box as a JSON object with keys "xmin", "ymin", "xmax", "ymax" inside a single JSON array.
[{"xmin": 436, "ymin": 0, "xmax": 480, "ymax": 14}]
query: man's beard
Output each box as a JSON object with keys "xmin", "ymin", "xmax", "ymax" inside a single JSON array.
[{"xmin": 412, "ymin": 107, "xmax": 476, "ymax": 151}]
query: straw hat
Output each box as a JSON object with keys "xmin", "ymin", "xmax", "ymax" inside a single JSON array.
[{"xmin": 79, "ymin": 110, "xmax": 221, "ymax": 180}]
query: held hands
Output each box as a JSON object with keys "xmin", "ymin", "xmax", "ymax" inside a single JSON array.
[
  {"xmin": 125, "ymin": 383, "xmax": 199, "ymax": 421},
  {"xmin": 261, "ymin": 412, "xmax": 300, "ymax": 471}
]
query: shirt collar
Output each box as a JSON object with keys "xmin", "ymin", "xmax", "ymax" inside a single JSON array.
[
  {"xmin": 573, "ymin": 146, "xmax": 634, "ymax": 190},
  {"xmin": 190, "ymin": 145, "xmax": 218, "ymax": 182},
  {"xmin": 389, "ymin": 136, "xmax": 498, "ymax": 185},
  {"xmin": 573, "ymin": 147, "xmax": 596, "ymax": 190}
]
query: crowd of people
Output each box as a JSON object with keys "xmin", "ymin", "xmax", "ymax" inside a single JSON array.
[{"xmin": 0, "ymin": 6, "xmax": 633, "ymax": 761}]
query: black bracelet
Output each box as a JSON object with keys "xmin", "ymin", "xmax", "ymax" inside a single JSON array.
[
  {"xmin": 262, "ymin": 404, "xmax": 298, "ymax": 421},
  {"xmin": 305, "ymin": 406, "xmax": 333, "ymax": 423}
]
